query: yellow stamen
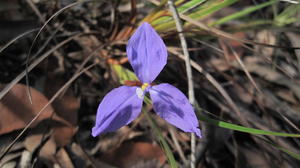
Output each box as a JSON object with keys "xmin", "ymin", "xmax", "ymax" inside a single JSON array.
[{"xmin": 141, "ymin": 83, "xmax": 149, "ymax": 91}]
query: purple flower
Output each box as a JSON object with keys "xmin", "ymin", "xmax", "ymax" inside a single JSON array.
[{"xmin": 92, "ymin": 22, "xmax": 201, "ymax": 138}]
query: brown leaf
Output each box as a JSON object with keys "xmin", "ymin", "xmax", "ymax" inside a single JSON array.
[
  {"xmin": 286, "ymin": 32, "xmax": 300, "ymax": 71},
  {"xmin": 24, "ymin": 133, "xmax": 46, "ymax": 152},
  {"xmin": 255, "ymin": 30, "xmax": 276, "ymax": 58},
  {"xmin": 101, "ymin": 142, "xmax": 166, "ymax": 168},
  {"xmin": 56, "ymin": 148, "xmax": 75, "ymax": 168},
  {"xmin": 210, "ymin": 58, "xmax": 231, "ymax": 71},
  {"xmin": 220, "ymin": 32, "xmax": 246, "ymax": 61},
  {"xmin": 52, "ymin": 126, "xmax": 78, "ymax": 147},
  {"xmin": 0, "ymin": 84, "xmax": 64, "ymax": 135},
  {"xmin": 0, "ymin": 152, "xmax": 21, "ymax": 167},
  {"xmin": 44, "ymin": 74, "xmax": 80, "ymax": 147},
  {"xmin": 238, "ymin": 147, "xmax": 270, "ymax": 168},
  {"xmin": 276, "ymin": 90, "xmax": 298, "ymax": 104},
  {"xmin": 24, "ymin": 133, "xmax": 57, "ymax": 165},
  {"xmin": 91, "ymin": 126, "xmax": 142, "ymax": 154}
]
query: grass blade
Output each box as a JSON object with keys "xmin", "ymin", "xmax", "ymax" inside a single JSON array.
[
  {"xmin": 256, "ymin": 136, "xmax": 300, "ymax": 160},
  {"xmin": 112, "ymin": 64, "xmax": 138, "ymax": 84},
  {"xmin": 199, "ymin": 114, "xmax": 300, "ymax": 137},
  {"xmin": 143, "ymin": 108, "xmax": 178, "ymax": 168},
  {"xmin": 212, "ymin": 0, "xmax": 279, "ymax": 26},
  {"xmin": 177, "ymin": 0, "xmax": 207, "ymax": 13},
  {"xmin": 152, "ymin": 0, "xmax": 238, "ymax": 31},
  {"xmin": 275, "ymin": 3, "xmax": 300, "ymax": 26}
]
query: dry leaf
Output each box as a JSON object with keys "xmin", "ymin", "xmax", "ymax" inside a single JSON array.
[
  {"xmin": 0, "ymin": 161, "xmax": 16, "ymax": 168},
  {"xmin": 51, "ymin": 92, "xmax": 79, "ymax": 147},
  {"xmin": 0, "ymin": 152, "xmax": 20, "ymax": 167},
  {"xmin": 220, "ymin": 32, "xmax": 246, "ymax": 61},
  {"xmin": 39, "ymin": 138, "xmax": 57, "ymax": 166},
  {"xmin": 238, "ymin": 147, "xmax": 270, "ymax": 168},
  {"xmin": 52, "ymin": 126, "xmax": 78, "ymax": 147},
  {"xmin": 44, "ymin": 74, "xmax": 80, "ymax": 147},
  {"xmin": 0, "ymin": 84, "xmax": 65, "ymax": 135},
  {"xmin": 255, "ymin": 30, "xmax": 276, "ymax": 58},
  {"xmin": 101, "ymin": 142, "xmax": 166, "ymax": 168},
  {"xmin": 19, "ymin": 150, "xmax": 31, "ymax": 168},
  {"xmin": 24, "ymin": 133, "xmax": 57, "ymax": 166},
  {"xmin": 241, "ymin": 57, "xmax": 300, "ymax": 100},
  {"xmin": 92, "ymin": 126, "xmax": 142, "ymax": 154},
  {"xmin": 210, "ymin": 58, "xmax": 231, "ymax": 71},
  {"xmin": 276, "ymin": 90, "xmax": 298, "ymax": 104},
  {"xmin": 286, "ymin": 32, "xmax": 300, "ymax": 70},
  {"xmin": 56, "ymin": 148, "xmax": 75, "ymax": 168}
]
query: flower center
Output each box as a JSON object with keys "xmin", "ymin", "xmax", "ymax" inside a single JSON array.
[
  {"xmin": 136, "ymin": 83, "xmax": 149, "ymax": 99},
  {"xmin": 141, "ymin": 83, "xmax": 149, "ymax": 91}
]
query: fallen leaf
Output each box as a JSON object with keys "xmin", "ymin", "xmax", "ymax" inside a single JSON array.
[
  {"xmin": 19, "ymin": 150, "xmax": 32, "ymax": 168},
  {"xmin": 276, "ymin": 89, "xmax": 298, "ymax": 104},
  {"xmin": 0, "ymin": 152, "xmax": 20, "ymax": 167},
  {"xmin": 210, "ymin": 58, "xmax": 231, "ymax": 71},
  {"xmin": 101, "ymin": 141, "xmax": 166, "ymax": 168},
  {"xmin": 56, "ymin": 148, "xmax": 75, "ymax": 168},
  {"xmin": 286, "ymin": 32, "xmax": 300, "ymax": 68},
  {"xmin": 39, "ymin": 138, "xmax": 57, "ymax": 166},
  {"xmin": 240, "ymin": 57, "xmax": 300, "ymax": 100},
  {"xmin": 24, "ymin": 133, "xmax": 57, "ymax": 166},
  {"xmin": 0, "ymin": 84, "xmax": 65, "ymax": 135},
  {"xmin": 0, "ymin": 161, "xmax": 16, "ymax": 168},
  {"xmin": 44, "ymin": 74, "xmax": 80, "ymax": 147},
  {"xmin": 91, "ymin": 126, "xmax": 142, "ymax": 154},
  {"xmin": 238, "ymin": 147, "xmax": 270, "ymax": 168},
  {"xmin": 255, "ymin": 30, "xmax": 276, "ymax": 58},
  {"xmin": 52, "ymin": 126, "xmax": 78, "ymax": 147},
  {"xmin": 220, "ymin": 32, "xmax": 246, "ymax": 61}
]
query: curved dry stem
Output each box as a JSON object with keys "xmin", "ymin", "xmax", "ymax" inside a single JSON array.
[
  {"xmin": 0, "ymin": 28, "xmax": 39, "ymax": 54},
  {"xmin": 167, "ymin": 1, "xmax": 197, "ymax": 167},
  {"xmin": 226, "ymin": 41, "xmax": 262, "ymax": 93},
  {"xmin": 25, "ymin": 0, "xmax": 93, "ymax": 104},
  {"xmin": 29, "ymin": 22, "xmax": 65, "ymax": 63},
  {"xmin": 59, "ymin": 40, "xmax": 115, "ymax": 97},
  {"xmin": 0, "ymin": 33, "xmax": 82, "ymax": 101}
]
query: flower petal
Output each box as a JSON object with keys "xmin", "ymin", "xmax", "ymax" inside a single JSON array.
[
  {"xmin": 149, "ymin": 83, "xmax": 201, "ymax": 137},
  {"xmin": 92, "ymin": 86, "xmax": 143, "ymax": 137},
  {"xmin": 126, "ymin": 22, "xmax": 168, "ymax": 83}
]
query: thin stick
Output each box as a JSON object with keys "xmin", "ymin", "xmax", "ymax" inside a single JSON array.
[
  {"xmin": 168, "ymin": 47, "xmax": 248, "ymax": 126},
  {"xmin": 169, "ymin": 128, "xmax": 188, "ymax": 163},
  {"xmin": 0, "ymin": 28, "xmax": 39, "ymax": 54},
  {"xmin": 227, "ymin": 43, "xmax": 262, "ymax": 93},
  {"xmin": 167, "ymin": 1, "xmax": 196, "ymax": 167}
]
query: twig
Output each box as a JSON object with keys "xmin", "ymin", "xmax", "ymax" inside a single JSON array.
[
  {"xmin": 167, "ymin": 1, "xmax": 196, "ymax": 167},
  {"xmin": 280, "ymin": 0, "xmax": 299, "ymax": 4},
  {"xmin": 220, "ymin": 39, "xmax": 262, "ymax": 93},
  {"xmin": 169, "ymin": 127, "xmax": 188, "ymax": 164},
  {"xmin": 168, "ymin": 47, "xmax": 249, "ymax": 126}
]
